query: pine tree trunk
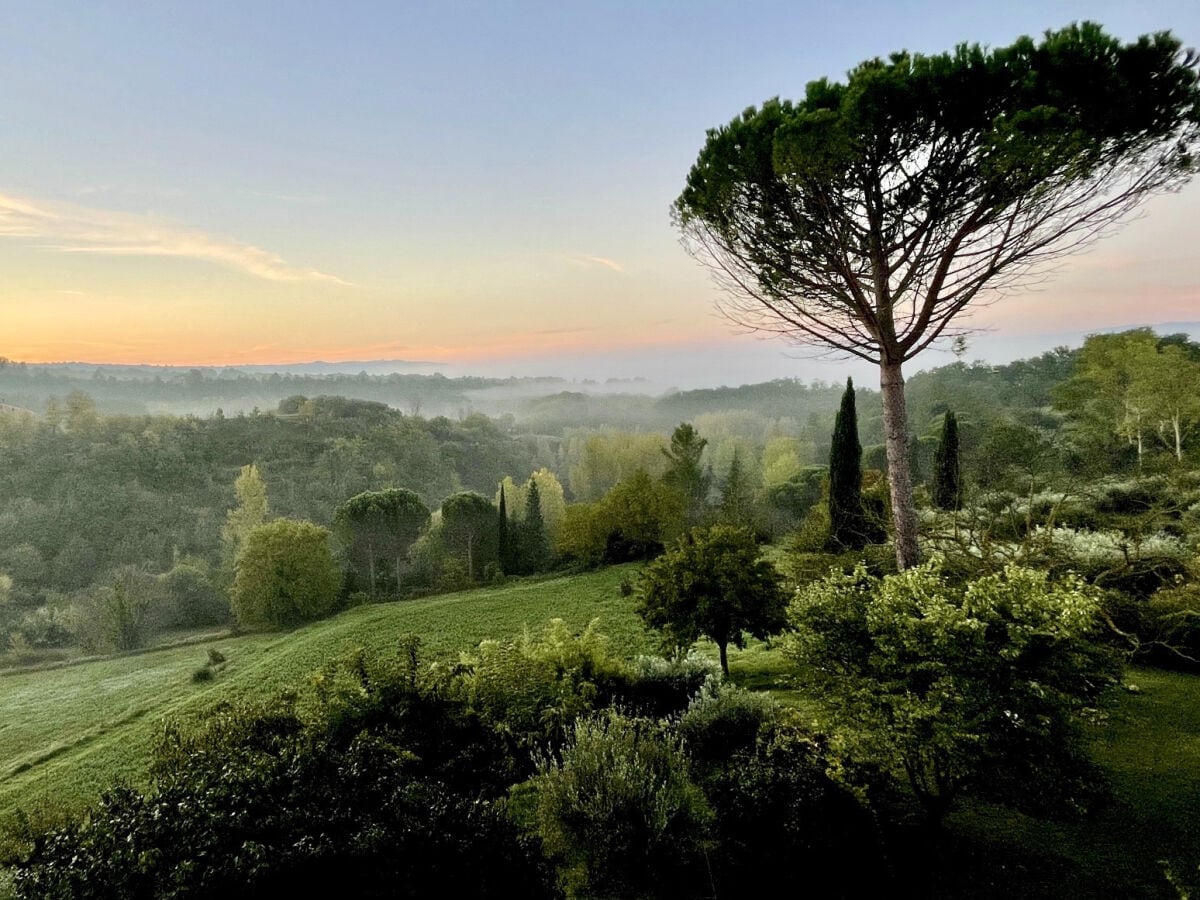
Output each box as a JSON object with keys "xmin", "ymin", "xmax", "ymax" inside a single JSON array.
[
  {"xmin": 881, "ymin": 358, "xmax": 920, "ymax": 570},
  {"xmin": 1174, "ymin": 414, "xmax": 1183, "ymax": 462}
]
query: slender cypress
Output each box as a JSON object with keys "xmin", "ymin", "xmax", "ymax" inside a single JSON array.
[
  {"xmin": 828, "ymin": 378, "xmax": 869, "ymax": 550},
  {"xmin": 933, "ymin": 411, "xmax": 961, "ymax": 510},
  {"xmin": 497, "ymin": 484, "xmax": 511, "ymax": 573},
  {"xmin": 522, "ymin": 479, "xmax": 551, "ymax": 572}
]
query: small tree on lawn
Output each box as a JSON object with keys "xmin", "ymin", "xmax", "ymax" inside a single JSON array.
[{"xmin": 637, "ymin": 525, "xmax": 788, "ymax": 676}]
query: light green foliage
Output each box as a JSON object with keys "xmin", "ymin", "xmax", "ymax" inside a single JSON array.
[
  {"xmin": 761, "ymin": 435, "xmax": 806, "ymax": 489},
  {"xmin": 556, "ymin": 470, "xmax": 686, "ymax": 564},
  {"xmin": 219, "ymin": 463, "xmax": 270, "ymax": 571},
  {"xmin": 454, "ymin": 619, "xmax": 629, "ymax": 740},
  {"xmin": 786, "ymin": 559, "xmax": 1118, "ymax": 822},
  {"xmin": 1130, "ymin": 343, "xmax": 1200, "ymax": 462},
  {"xmin": 495, "ymin": 468, "xmax": 567, "ymax": 544},
  {"xmin": 565, "ymin": 430, "xmax": 668, "ymax": 501},
  {"xmin": 231, "ymin": 519, "xmax": 339, "ymax": 628},
  {"xmin": 531, "ymin": 709, "xmax": 711, "ymax": 899},
  {"xmin": 1055, "ymin": 330, "xmax": 1200, "ymax": 467},
  {"xmin": 0, "ymin": 572, "xmax": 11, "ymax": 607},
  {"xmin": 637, "ymin": 525, "xmax": 787, "ymax": 675}
]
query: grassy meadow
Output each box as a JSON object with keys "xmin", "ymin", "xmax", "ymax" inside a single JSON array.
[{"xmin": 0, "ymin": 565, "xmax": 652, "ymax": 821}]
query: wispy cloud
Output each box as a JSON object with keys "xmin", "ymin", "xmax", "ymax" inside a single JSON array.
[
  {"xmin": 0, "ymin": 192, "xmax": 352, "ymax": 285},
  {"xmin": 569, "ymin": 254, "xmax": 625, "ymax": 273},
  {"xmin": 534, "ymin": 325, "xmax": 601, "ymax": 336}
]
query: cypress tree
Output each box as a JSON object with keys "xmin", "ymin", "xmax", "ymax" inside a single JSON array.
[
  {"xmin": 933, "ymin": 411, "xmax": 961, "ymax": 510},
  {"xmin": 521, "ymin": 479, "xmax": 551, "ymax": 572},
  {"xmin": 498, "ymin": 484, "xmax": 513, "ymax": 574},
  {"xmin": 719, "ymin": 448, "xmax": 756, "ymax": 529},
  {"xmin": 828, "ymin": 378, "xmax": 869, "ymax": 550}
]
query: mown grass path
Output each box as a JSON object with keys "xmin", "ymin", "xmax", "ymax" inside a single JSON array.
[{"xmin": 0, "ymin": 565, "xmax": 652, "ymax": 820}]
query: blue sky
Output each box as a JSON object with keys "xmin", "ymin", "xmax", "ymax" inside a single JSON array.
[{"xmin": 2, "ymin": 1, "xmax": 1198, "ymax": 386}]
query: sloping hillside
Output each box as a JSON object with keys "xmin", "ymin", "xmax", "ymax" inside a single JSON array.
[{"xmin": 0, "ymin": 565, "xmax": 652, "ymax": 819}]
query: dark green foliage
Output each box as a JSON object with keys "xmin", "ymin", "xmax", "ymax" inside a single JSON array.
[
  {"xmin": 518, "ymin": 479, "xmax": 551, "ymax": 573},
  {"xmin": 933, "ymin": 411, "xmax": 962, "ymax": 510},
  {"xmin": 95, "ymin": 568, "xmax": 157, "ymax": 652},
  {"xmin": 497, "ymin": 484, "xmax": 513, "ymax": 574},
  {"xmin": 439, "ymin": 492, "xmax": 500, "ymax": 583},
  {"xmin": 333, "ymin": 489, "xmax": 431, "ymax": 598},
  {"xmin": 661, "ymin": 422, "xmax": 711, "ymax": 526},
  {"xmin": 762, "ymin": 465, "xmax": 825, "ymax": 533},
  {"xmin": 679, "ymin": 685, "xmax": 884, "ymax": 894},
  {"xmin": 14, "ymin": 651, "xmax": 551, "ymax": 899},
  {"xmin": 157, "ymin": 561, "xmax": 228, "ymax": 629},
  {"xmin": 529, "ymin": 710, "xmax": 712, "ymax": 899},
  {"xmin": 717, "ymin": 448, "xmax": 758, "ymax": 530},
  {"xmin": 828, "ymin": 378, "xmax": 870, "ymax": 550},
  {"xmin": 637, "ymin": 525, "xmax": 788, "ymax": 675}
]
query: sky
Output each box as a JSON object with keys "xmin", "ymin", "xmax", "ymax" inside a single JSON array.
[{"xmin": 2, "ymin": 1, "xmax": 1199, "ymax": 388}]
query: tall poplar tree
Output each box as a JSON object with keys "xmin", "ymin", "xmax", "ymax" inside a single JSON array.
[{"xmin": 828, "ymin": 379, "xmax": 869, "ymax": 551}]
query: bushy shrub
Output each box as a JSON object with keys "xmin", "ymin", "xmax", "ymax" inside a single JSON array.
[
  {"xmin": 677, "ymin": 678, "xmax": 775, "ymax": 768},
  {"xmin": 617, "ymin": 651, "xmax": 718, "ymax": 718},
  {"xmin": 690, "ymin": 709, "xmax": 885, "ymax": 894},
  {"xmin": 1140, "ymin": 583, "xmax": 1200, "ymax": 668},
  {"xmin": 11, "ymin": 605, "xmax": 77, "ymax": 649},
  {"xmin": 452, "ymin": 619, "xmax": 631, "ymax": 744},
  {"xmin": 786, "ymin": 559, "xmax": 1119, "ymax": 824},
  {"xmin": 530, "ymin": 709, "xmax": 711, "ymax": 899}
]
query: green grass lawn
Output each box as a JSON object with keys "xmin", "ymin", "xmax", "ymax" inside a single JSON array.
[{"xmin": 0, "ymin": 565, "xmax": 653, "ymax": 823}]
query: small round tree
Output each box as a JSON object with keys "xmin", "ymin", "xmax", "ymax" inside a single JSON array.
[
  {"xmin": 232, "ymin": 520, "xmax": 340, "ymax": 628},
  {"xmin": 333, "ymin": 488, "xmax": 430, "ymax": 597},
  {"xmin": 637, "ymin": 525, "xmax": 788, "ymax": 676}
]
